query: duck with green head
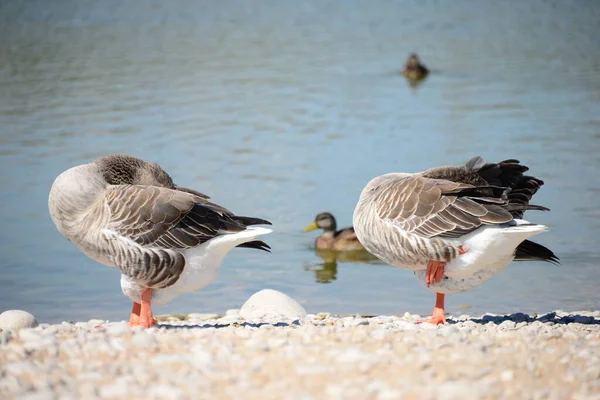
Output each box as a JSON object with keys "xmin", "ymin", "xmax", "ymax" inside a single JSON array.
[
  {"xmin": 303, "ymin": 212, "xmax": 365, "ymax": 251},
  {"xmin": 402, "ymin": 53, "xmax": 429, "ymax": 81}
]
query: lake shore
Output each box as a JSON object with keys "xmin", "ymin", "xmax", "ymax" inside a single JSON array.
[{"xmin": 1, "ymin": 310, "xmax": 599, "ymax": 400}]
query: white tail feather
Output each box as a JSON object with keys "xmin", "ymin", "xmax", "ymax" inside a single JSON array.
[
  {"xmin": 151, "ymin": 226, "xmax": 272, "ymax": 305},
  {"xmin": 445, "ymin": 223, "xmax": 548, "ymax": 279}
]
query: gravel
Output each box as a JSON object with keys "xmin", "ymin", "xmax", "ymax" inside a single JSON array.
[{"xmin": 1, "ymin": 310, "xmax": 599, "ymax": 400}]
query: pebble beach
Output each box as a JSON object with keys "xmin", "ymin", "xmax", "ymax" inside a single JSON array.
[{"xmin": 2, "ymin": 309, "xmax": 600, "ymax": 400}]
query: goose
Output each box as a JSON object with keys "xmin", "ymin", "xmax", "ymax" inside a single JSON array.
[
  {"xmin": 402, "ymin": 53, "xmax": 429, "ymax": 81},
  {"xmin": 352, "ymin": 156, "xmax": 558, "ymax": 324},
  {"xmin": 48, "ymin": 154, "xmax": 272, "ymax": 328},
  {"xmin": 303, "ymin": 212, "xmax": 366, "ymax": 251}
]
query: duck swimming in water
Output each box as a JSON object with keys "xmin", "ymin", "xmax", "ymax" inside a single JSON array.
[
  {"xmin": 402, "ymin": 53, "xmax": 429, "ymax": 81},
  {"xmin": 303, "ymin": 212, "xmax": 365, "ymax": 252}
]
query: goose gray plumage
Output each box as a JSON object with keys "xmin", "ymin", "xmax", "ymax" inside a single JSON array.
[
  {"xmin": 352, "ymin": 156, "xmax": 558, "ymax": 324},
  {"xmin": 48, "ymin": 154, "xmax": 272, "ymax": 328}
]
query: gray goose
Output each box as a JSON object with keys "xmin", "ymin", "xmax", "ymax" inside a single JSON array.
[
  {"xmin": 48, "ymin": 154, "xmax": 272, "ymax": 328},
  {"xmin": 352, "ymin": 156, "xmax": 558, "ymax": 324}
]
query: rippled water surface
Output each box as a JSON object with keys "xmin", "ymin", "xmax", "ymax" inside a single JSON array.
[{"xmin": 1, "ymin": 0, "xmax": 600, "ymax": 322}]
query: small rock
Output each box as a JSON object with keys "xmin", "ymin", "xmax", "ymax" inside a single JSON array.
[
  {"xmin": 88, "ymin": 319, "xmax": 105, "ymax": 327},
  {"xmin": 349, "ymin": 318, "xmax": 369, "ymax": 327},
  {"xmin": 0, "ymin": 310, "xmax": 38, "ymax": 331},
  {"xmin": 510, "ymin": 312, "xmax": 531, "ymax": 323},
  {"xmin": 500, "ymin": 370, "xmax": 514, "ymax": 381},
  {"xmin": 395, "ymin": 321, "xmax": 418, "ymax": 331},
  {"xmin": 17, "ymin": 389, "xmax": 57, "ymax": 400},
  {"xmin": 187, "ymin": 313, "xmax": 220, "ymax": 321},
  {"xmin": 295, "ymin": 365, "xmax": 333, "ymax": 375},
  {"xmin": 1, "ymin": 330, "xmax": 13, "ymax": 345},
  {"xmin": 337, "ymin": 348, "xmax": 368, "ymax": 363},
  {"xmin": 150, "ymin": 354, "xmax": 185, "ymax": 365},
  {"xmin": 148, "ymin": 384, "xmax": 185, "ymax": 400},
  {"xmin": 498, "ymin": 320, "xmax": 516, "ymax": 330},
  {"xmin": 4, "ymin": 361, "xmax": 41, "ymax": 376},
  {"xmin": 419, "ymin": 323, "xmax": 439, "ymax": 330},
  {"xmin": 99, "ymin": 381, "xmax": 129, "ymax": 398},
  {"xmin": 315, "ymin": 312, "xmax": 330, "ymax": 320},
  {"xmin": 131, "ymin": 332, "xmax": 157, "ymax": 347},
  {"xmin": 105, "ymin": 323, "xmax": 132, "ymax": 335},
  {"xmin": 482, "ymin": 315, "xmax": 499, "ymax": 323},
  {"xmin": 537, "ymin": 312, "xmax": 556, "ymax": 321},
  {"xmin": 573, "ymin": 315, "xmax": 595, "ymax": 324},
  {"xmin": 439, "ymin": 326, "xmax": 459, "ymax": 335},
  {"xmin": 18, "ymin": 328, "xmax": 43, "ymax": 342},
  {"xmin": 239, "ymin": 289, "xmax": 307, "ymax": 320}
]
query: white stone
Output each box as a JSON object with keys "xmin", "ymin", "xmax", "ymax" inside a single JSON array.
[
  {"xmin": 17, "ymin": 389, "xmax": 56, "ymax": 400},
  {"xmin": 105, "ymin": 323, "xmax": 132, "ymax": 335},
  {"xmin": 419, "ymin": 322, "xmax": 439, "ymax": 330},
  {"xmin": 439, "ymin": 326, "xmax": 459, "ymax": 335},
  {"xmin": 88, "ymin": 319, "xmax": 105, "ymax": 327},
  {"xmin": 148, "ymin": 384, "xmax": 185, "ymax": 400},
  {"xmin": 337, "ymin": 348, "xmax": 368, "ymax": 363},
  {"xmin": 4, "ymin": 361, "xmax": 41, "ymax": 376},
  {"xmin": 99, "ymin": 381, "xmax": 129, "ymax": 399},
  {"xmin": 0, "ymin": 310, "xmax": 38, "ymax": 331},
  {"xmin": 239, "ymin": 289, "xmax": 307, "ymax": 320},
  {"xmin": 131, "ymin": 332, "xmax": 157, "ymax": 347},
  {"xmin": 501, "ymin": 370, "xmax": 514, "ymax": 381},
  {"xmin": 295, "ymin": 365, "xmax": 333, "ymax": 375}
]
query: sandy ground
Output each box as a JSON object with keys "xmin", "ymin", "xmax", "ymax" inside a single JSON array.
[{"xmin": 1, "ymin": 310, "xmax": 600, "ymax": 400}]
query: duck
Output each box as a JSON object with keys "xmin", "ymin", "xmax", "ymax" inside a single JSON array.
[
  {"xmin": 352, "ymin": 156, "xmax": 559, "ymax": 324},
  {"xmin": 402, "ymin": 53, "xmax": 429, "ymax": 81},
  {"xmin": 48, "ymin": 154, "xmax": 272, "ymax": 328},
  {"xmin": 303, "ymin": 212, "xmax": 366, "ymax": 251}
]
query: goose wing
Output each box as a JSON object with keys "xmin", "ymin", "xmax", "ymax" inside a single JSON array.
[
  {"xmin": 91, "ymin": 185, "xmax": 269, "ymax": 288},
  {"xmin": 372, "ymin": 174, "xmax": 514, "ymax": 239}
]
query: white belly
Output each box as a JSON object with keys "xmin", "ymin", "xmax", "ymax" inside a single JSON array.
[
  {"xmin": 120, "ymin": 242, "xmax": 224, "ymax": 306},
  {"xmin": 412, "ymin": 222, "xmax": 548, "ymax": 294},
  {"xmin": 120, "ymin": 226, "xmax": 272, "ymax": 305},
  {"xmin": 414, "ymin": 256, "xmax": 513, "ymax": 294}
]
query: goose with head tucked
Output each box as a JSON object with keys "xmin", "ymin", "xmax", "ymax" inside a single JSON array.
[
  {"xmin": 352, "ymin": 156, "xmax": 558, "ymax": 324},
  {"xmin": 49, "ymin": 154, "xmax": 272, "ymax": 328}
]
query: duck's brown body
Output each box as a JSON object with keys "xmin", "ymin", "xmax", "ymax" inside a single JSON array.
[
  {"xmin": 402, "ymin": 53, "xmax": 429, "ymax": 81},
  {"xmin": 304, "ymin": 212, "xmax": 366, "ymax": 251}
]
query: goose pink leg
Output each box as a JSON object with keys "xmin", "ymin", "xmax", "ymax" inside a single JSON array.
[
  {"xmin": 128, "ymin": 289, "xmax": 157, "ymax": 328},
  {"xmin": 418, "ymin": 293, "xmax": 447, "ymax": 325},
  {"xmin": 419, "ymin": 245, "xmax": 468, "ymax": 325}
]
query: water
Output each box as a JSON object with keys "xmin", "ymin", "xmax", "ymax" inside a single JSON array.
[{"xmin": 1, "ymin": 0, "xmax": 599, "ymax": 323}]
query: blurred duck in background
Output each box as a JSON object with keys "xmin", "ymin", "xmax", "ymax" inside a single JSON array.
[{"xmin": 402, "ymin": 53, "xmax": 429, "ymax": 82}]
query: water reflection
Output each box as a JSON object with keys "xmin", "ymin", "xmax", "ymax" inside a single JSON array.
[{"xmin": 304, "ymin": 249, "xmax": 381, "ymax": 284}]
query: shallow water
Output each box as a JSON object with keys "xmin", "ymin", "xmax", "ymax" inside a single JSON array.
[{"xmin": 1, "ymin": 0, "xmax": 600, "ymax": 322}]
